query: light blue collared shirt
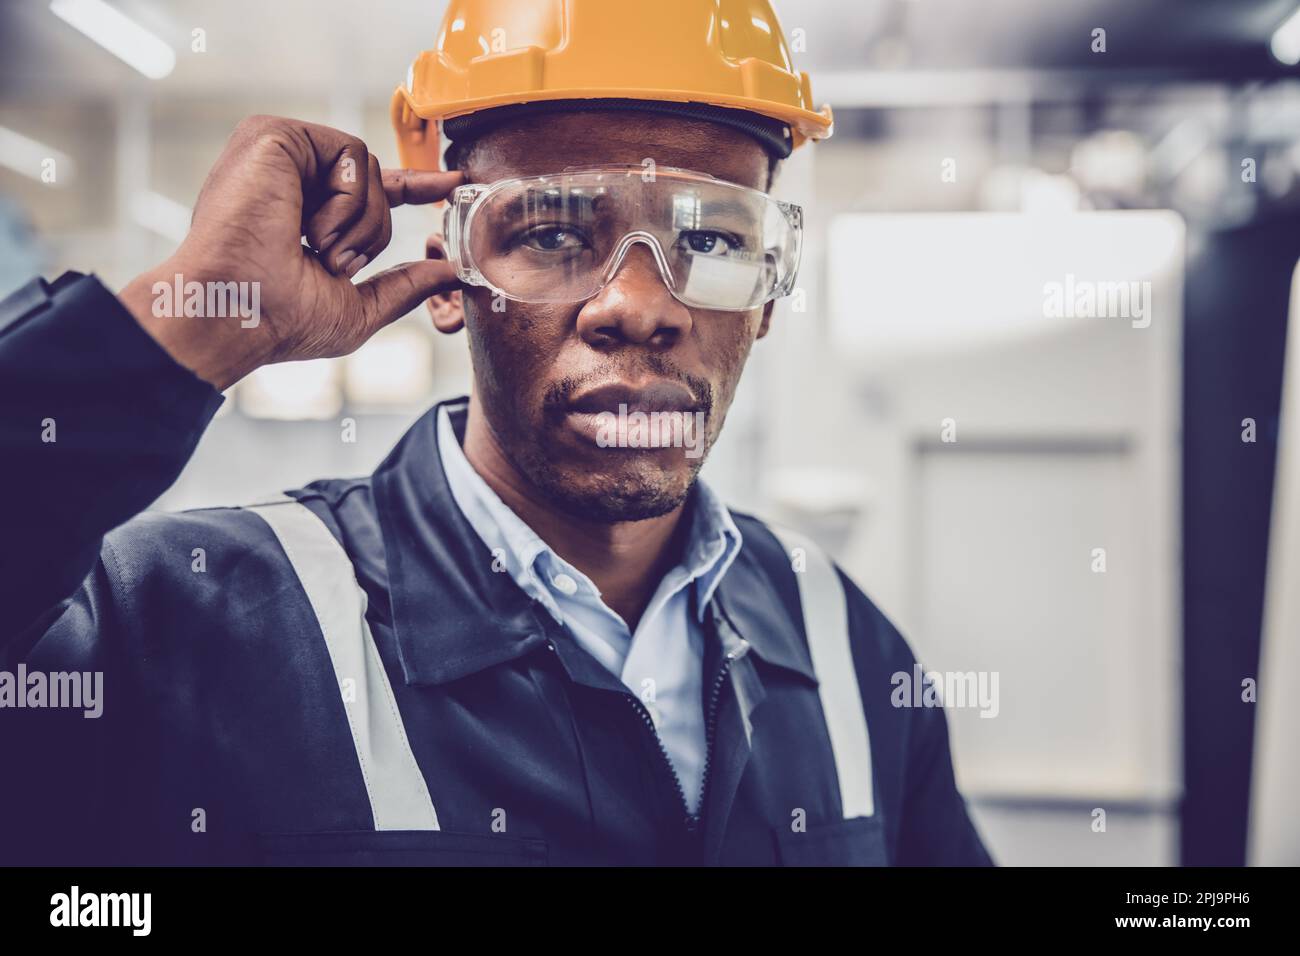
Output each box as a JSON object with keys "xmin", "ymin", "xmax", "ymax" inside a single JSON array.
[{"xmin": 436, "ymin": 405, "xmax": 743, "ymax": 815}]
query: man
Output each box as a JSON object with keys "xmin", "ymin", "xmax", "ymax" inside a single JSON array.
[{"xmin": 0, "ymin": 0, "xmax": 991, "ymax": 866}]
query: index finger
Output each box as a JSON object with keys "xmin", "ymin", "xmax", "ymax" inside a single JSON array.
[{"xmin": 382, "ymin": 168, "xmax": 465, "ymax": 207}]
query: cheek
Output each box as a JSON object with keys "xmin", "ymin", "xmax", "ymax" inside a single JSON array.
[
  {"xmin": 463, "ymin": 292, "xmax": 570, "ymax": 399},
  {"xmin": 700, "ymin": 310, "xmax": 764, "ymax": 388}
]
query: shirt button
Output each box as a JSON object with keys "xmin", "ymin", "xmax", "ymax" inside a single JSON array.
[{"xmin": 551, "ymin": 573, "xmax": 578, "ymax": 596}]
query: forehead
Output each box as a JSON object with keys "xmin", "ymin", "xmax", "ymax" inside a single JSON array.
[{"xmin": 459, "ymin": 111, "xmax": 771, "ymax": 191}]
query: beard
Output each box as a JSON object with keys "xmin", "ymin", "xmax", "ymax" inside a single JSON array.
[
  {"xmin": 536, "ymin": 359, "xmax": 716, "ymax": 522},
  {"xmin": 527, "ymin": 455, "xmax": 701, "ymax": 522},
  {"xmin": 484, "ymin": 361, "xmax": 717, "ymax": 523}
]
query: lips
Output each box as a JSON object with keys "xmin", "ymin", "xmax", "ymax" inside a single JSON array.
[
  {"xmin": 566, "ymin": 381, "xmax": 700, "ymax": 416},
  {"xmin": 561, "ymin": 380, "xmax": 704, "ymax": 451}
]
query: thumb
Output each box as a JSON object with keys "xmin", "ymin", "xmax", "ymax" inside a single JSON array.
[{"xmin": 354, "ymin": 258, "xmax": 463, "ymax": 334}]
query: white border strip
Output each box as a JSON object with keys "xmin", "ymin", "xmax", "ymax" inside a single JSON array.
[
  {"xmin": 248, "ymin": 494, "xmax": 440, "ymax": 831},
  {"xmin": 771, "ymin": 526, "xmax": 875, "ymax": 818}
]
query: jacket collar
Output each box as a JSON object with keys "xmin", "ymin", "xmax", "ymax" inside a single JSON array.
[
  {"xmin": 373, "ymin": 398, "xmax": 548, "ymax": 686},
  {"xmin": 372, "ymin": 397, "xmax": 818, "ymax": 688},
  {"xmin": 709, "ymin": 539, "xmax": 818, "ymax": 685}
]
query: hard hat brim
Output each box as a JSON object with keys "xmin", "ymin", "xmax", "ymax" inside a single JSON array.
[
  {"xmin": 404, "ymin": 87, "xmax": 831, "ymax": 144},
  {"xmin": 441, "ymin": 96, "xmax": 805, "ymax": 162}
]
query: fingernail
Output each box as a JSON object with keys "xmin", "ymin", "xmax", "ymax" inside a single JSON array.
[
  {"xmin": 335, "ymin": 249, "xmax": 357, "ymax": 274},
  {"xmin": 345, "ymin": 254, "xmax": 368, "ymax": 278},
  {"xmin": 319, "ymin": 232, "xmax": 340, "ymax": 253}
]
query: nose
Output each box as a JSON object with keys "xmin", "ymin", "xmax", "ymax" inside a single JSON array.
[{"xmin": 575, "ymin": 240, "xmax": 693, "ymax": 349}]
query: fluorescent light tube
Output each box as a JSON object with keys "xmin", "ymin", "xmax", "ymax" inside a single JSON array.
[{"xmin": 49, "ymin": 0, "xmax": 176, "ymax": 79}]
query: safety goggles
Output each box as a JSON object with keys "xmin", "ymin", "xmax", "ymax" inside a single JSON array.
[{"xmin": 443, "ymin": 165, "xmax": 803, "ymax": 312}]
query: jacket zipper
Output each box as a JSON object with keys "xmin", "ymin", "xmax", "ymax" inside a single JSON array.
[
  {"xmin": 543, "ymin": 633, "xmax": 696, "ymax": 829},
  {"xmin": 694, "ymin": 650, "xmax": 739, "ymax": 824},
  {"xmin": 626, "ymin": 647, "xmax": 740, "ymax": 835},
  {"xmin": 627, "ymin": 696, "xmax": 697, "ymax": 831}
]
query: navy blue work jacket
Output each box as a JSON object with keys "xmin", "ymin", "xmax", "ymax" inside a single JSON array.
[{"xmin": 0, "ymin": 273, "xmax": 993, "ymax": 866}]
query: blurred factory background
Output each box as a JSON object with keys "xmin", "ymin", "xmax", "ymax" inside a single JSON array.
[{"xmin": 1, "ymin": 0, "xmax": 1297, "ymax": 866}]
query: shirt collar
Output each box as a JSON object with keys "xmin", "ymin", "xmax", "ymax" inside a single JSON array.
[
  {"xmin": 436, "ymin": 401, "xmax": 743, "ymax": 626},
  {"xmin": 681, "ymin": 477, "xmax": 744, "ymax": 622}
]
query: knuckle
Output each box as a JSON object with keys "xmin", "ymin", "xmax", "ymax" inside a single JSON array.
[
  {"xmin": 235, "ymin": 114, "xmax": 281, "ymax": 140},
  {"xmin": 238, "ymin": 116, "xmax": 300, "ymax": 155}
]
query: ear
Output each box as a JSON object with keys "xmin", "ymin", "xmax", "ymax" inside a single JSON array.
[
  {"xmin": 756, "ymin": 300, "xmax": 776, "ymax": 340},
  {"xmin": 425, "ymin": 233, "xmax": 465, "ymax": 334}
]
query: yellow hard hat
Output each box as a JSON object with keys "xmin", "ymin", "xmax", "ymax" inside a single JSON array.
[{"xmin": 391, "ymin": 0, "xmax": 833, "ymax": 170}]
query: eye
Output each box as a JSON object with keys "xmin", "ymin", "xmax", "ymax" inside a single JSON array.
[
  {"xmin": 680, "ymin": 230, "xmax": 739, "ymax": 256},
  {"xmin": 519, "ymin": 226, "xmax": 587, "ymax": 252}
]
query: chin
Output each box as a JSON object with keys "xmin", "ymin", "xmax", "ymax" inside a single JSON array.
[{"xmin": 535, "ymin": 456, "xmax": 699, "ymax": 523}]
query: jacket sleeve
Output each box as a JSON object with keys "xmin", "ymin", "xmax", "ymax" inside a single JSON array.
[
  {"xmin": 893, "ymin": 676, "xmax": 996, "ymax": 865},
  {"xmin": 840, "ymin": 572, "xmax": 996, "ymax": 866},
  {"xmin": 0, "ymin": 272, "xmax": 225, "ymax": 653}
]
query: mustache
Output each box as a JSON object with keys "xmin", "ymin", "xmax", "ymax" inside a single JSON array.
[{"xmin": 542, "ymin": 359, "xmax": 714, "ymax": 422}]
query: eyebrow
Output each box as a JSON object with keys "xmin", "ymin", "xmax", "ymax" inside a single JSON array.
[
  {"xmin": 486, "ymin": 188, "xmax": 763, "ymax": 230},
  {"xmin": 669, "ymin": 195, "xmax": 763, "ymax": 231},
  {"xmin": 494, "ymin": 190, "xmax": 604, "ymax": 220},
  {"xmin": 697, "ymin": 197, "xmax": 761, "ymax": 221}
]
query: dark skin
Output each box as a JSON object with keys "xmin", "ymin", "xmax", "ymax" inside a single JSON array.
[
  {"xmin": 426, "ymin": 112, "xmax": 776, "ymax": 628},
  {"xmin": 118, "ymin": 112, "xmax": 777, "ymax": 631}
]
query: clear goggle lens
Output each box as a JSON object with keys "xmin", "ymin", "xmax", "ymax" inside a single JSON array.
[{"xmin": 445, "ymin": 166, "xmax": 803, "ymax": 312}]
